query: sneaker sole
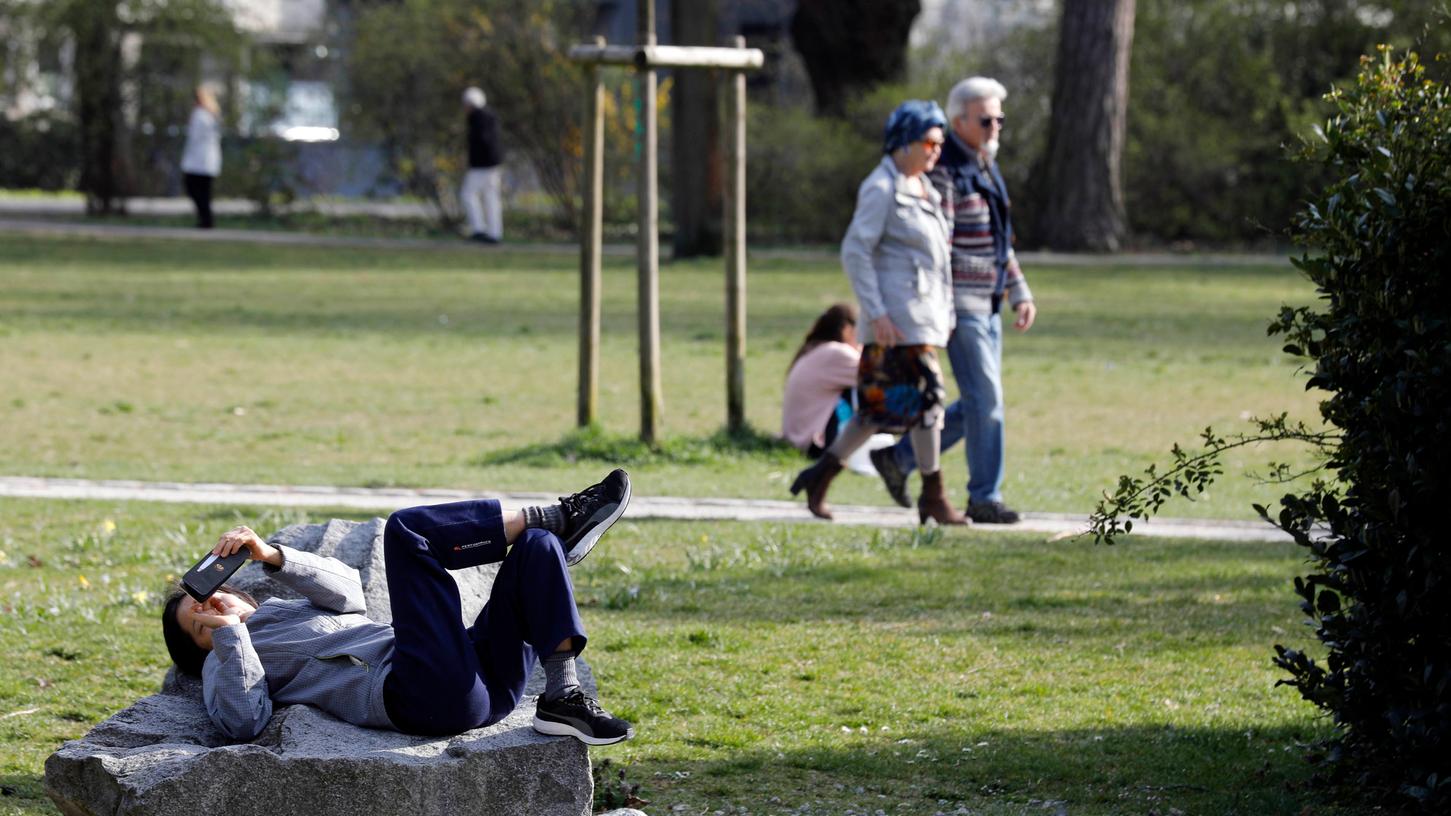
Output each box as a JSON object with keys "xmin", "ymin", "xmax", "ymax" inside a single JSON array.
[
  {"xmin": 532, "ymin": 715, "xmax": 634, "ymax": 745},
  {"xmin": 563, "ymin": 475, "xmax": 632, "ymax": 567}
]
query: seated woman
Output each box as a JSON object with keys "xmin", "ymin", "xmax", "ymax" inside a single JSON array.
[
  {"xmin": 162, "ymin": 471, "xmax": 634, "ymax": 744},
  {"xmin": 780, "ymin": 303, "xmax": 861, "ymax": 458}
]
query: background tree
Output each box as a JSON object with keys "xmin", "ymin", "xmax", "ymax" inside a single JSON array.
[
  {"xmin": 52, "ymin": 0, "xmax": 128, "ymax": 214},
  {"xmin": 346, "ymin": 0, "xmax": 591, "ymax": 229},
  {"xmin": 1034, "ymin": 0, "xmax": 1135, "ymax": 251},
  {"xmin": 790, "ymin": 0, "xmax": 920, "ymax": 117},
  {"xmin": 669, "ymin": 0, "xmax": 721, "ymax": 258},
  {"xmin": 12, "ymin": 0, "xmax": 243, "ymax": 213}
]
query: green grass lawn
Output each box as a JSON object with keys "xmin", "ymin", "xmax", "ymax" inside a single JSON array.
[
  {"xmin": 0, "ymin": 499, "xmax": 1347, "ymax": 815},
  {"xmin": 0, "ymin": 234, "xmax": 1321, "ymax": 521}
]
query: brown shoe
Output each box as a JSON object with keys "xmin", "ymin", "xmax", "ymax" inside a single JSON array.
[
  {"xmin": 790, "ymin": 453, "xmax": 845, "ymax": 520},
  {"xmin": 917, "ymin": 470, "xmax": 970, "ymax": 526}
]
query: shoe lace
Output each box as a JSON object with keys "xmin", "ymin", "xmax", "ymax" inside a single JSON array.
[
  {"xmin": 558, "ymin": 480, "xmax": 607, "ymax": 517},
  {"xmin": 559, "ymin": 690, "xmax": 609, "ymax": 717}
]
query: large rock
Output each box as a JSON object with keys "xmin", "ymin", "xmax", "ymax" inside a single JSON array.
[{"xmin": 44, "ymin": 518, "xmax": 598, "ymax": 816}]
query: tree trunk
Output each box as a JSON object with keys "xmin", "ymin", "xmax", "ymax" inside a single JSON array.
[
  {"xmin": 790, "ymin": 0, "xmax": 920, "ymax": 117},
  {"xmin": 69, "ymin": 0, "xmax": 129, "ymax": 215},
  {"xmin": 670, "ymin": 0, "xmax": 721, "ymax": 258},
  {"xmin": 1036, "ymin": 0, "xmax": 1135, "ymax": 251}
]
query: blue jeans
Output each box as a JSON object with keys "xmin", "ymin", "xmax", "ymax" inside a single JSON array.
[
  {"xmin": 891, "ymin": 312, "xmax": 1005, "ymax": 504},
  {"xmin": 381, "ymin": 500, "xmax": 585, "ymax": 736}
]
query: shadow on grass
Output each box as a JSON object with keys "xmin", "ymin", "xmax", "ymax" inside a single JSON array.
[
  {"xmin": 622, "ymin": 723, "xmax": 1351, "ymax": 815},
  {"xmin": 474, "ymin": 424, "xmax": 799, "ymax": 468},
  {"xmin": 0, "ymin": 771, "xmax": 49, "ymax": 815}
]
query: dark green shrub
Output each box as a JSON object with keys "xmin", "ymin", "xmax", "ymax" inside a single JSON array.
[
  {"xmin": 1092, "ymin": 47, "xmax": 1450, "ymax": 810},
  {"xmin": 744, "ymin": 102, "xmax": 872, "ymax": 244},
  {"xmin": 1268, "ymin": 47, "xmax": 1450, "ymax": 808},
  {"xmin": 216, "ymin": 136, "xmax": 298, "ymax": 217},
  {"xmin": 0, "ymin": 112, "xmax": 81, "ymax": 189}
]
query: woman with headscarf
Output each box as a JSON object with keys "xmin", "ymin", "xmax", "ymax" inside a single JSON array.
[
  {"xmin": 789, "ymin": 100, "xmax": 968, "ymax": 526},
  {"xmin": 180, "ymin": 86, "xmax": 222, "ymax": 229}
]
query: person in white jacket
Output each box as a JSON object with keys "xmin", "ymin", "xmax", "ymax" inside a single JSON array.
[
  {"xmin": 789, "ymin": 100, "xmax": 969, "ymax": 526},
  {"xmin": 179, "ymin": 86, "xmax": 222, "ymax": 228}
]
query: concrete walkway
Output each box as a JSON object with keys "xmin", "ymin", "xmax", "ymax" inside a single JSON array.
[
  {"xmin": 0, "ymin": 475, "xmax": 1290, "ymax": 543},
  {"xmin": 0, "ymin": 208, "xmax": 1292, "ymax": 267}
]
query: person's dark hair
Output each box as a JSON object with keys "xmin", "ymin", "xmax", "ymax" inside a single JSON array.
[
  {"xmin": 161, "ymin": 583, "xmax": 256, "ymax": 676},
  {"xmin": 790, "ymin": 303, "xmax": 858, "ymax": 369}
]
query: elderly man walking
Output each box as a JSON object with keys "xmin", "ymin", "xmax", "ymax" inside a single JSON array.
[{"xmin": 871, "ymin": 76, "xmax": 1037, "ymax": 524}]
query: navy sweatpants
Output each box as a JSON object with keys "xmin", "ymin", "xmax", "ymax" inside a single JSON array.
[{"xmin": 380, "ymin": 500, "xmax": 586, "ymax": 736}]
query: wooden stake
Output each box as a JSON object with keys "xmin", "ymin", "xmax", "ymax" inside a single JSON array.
[
  {"xmin": 637, "ymin": 0, "xmax": 661, "ymax": 444},
  {"xmin": 578, "ymin": 40, "xmax": 606, "ymax": 427},
  {"xmin": 724, "ymin": 36, "xmax": 748, "ymax": 432}
]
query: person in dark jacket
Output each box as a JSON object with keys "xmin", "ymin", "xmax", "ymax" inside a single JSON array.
[
  {"xmin": 460, "ymin": 86, "xmax": 504, "ymax": 243},
  {"xmin": 161, "ymin": 470, "xmax": 634, "ymax": 745}
]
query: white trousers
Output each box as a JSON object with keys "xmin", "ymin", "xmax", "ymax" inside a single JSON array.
[{"xmin": 460, "ymin": 167, "xmax": 502, "ymax": 238}]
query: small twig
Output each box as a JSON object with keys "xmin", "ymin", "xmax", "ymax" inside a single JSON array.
[{"xmin": 1, "ymin": 708, "xmax": 40, "ymax": 720}]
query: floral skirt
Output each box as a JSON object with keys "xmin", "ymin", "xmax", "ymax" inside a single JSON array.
[{"xmin": 855, "ymin": 344, "xmax": 946, "ymax": 434}]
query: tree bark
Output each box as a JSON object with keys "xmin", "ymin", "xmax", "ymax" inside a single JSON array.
[
  {"xmin": 1036, "ymin": 0, "xmax": 1135, "ymax": 251},
  {"xmin": 670, "ymin": 0, "xmax": 721, "ymax": 258},
  {"xmin": 67, "ymin": 0, "xmax": 129, "ymax": 215},
  {"xmin": 790, "ymin": 0, "xmax": 920, "ymax": 117}
]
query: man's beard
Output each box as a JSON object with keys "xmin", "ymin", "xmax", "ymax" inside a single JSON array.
[{"xmin": 984, "ymin": 138, "xmax": 1000, "ymax": 161}]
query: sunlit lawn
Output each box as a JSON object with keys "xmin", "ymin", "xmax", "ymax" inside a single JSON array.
[
  {"xmin": 0, "ymin": 499, "xmax": 1348, "ymax": 815},
  {"xmin": 0, "ymin": 235, "xmax": 1321, "ymax": 520}
]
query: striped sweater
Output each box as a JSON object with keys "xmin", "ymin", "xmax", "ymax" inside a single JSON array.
[{"xmin": 928, "ymin": 132, "xmax": 1033, "ymax": 315}]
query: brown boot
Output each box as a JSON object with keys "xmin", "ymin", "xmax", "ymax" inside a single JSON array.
[
  {"xmin": 917, "ymin": 470, "xmax": 970, "ymax": 526},
  {"xmin": 790, "ymin": 453, "xmax": 845, "ymax": 520}
]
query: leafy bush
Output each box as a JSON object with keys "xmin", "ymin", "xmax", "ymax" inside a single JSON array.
[
  {"xmin": 345, "ymin": 0, "xmax": 591, "ymax": 230},
  {"xmin": 1092, "ymin": 47, "xmax": 1450, "ymax": 810},
  {"xmin": 215, "ymin": 136, "xmax": 298, "ymax": 216},
  {"xmin": 0, "ymin": 112, "xmax": 80, "ymax": 190},
  {"xmin": 744, "ymin": 103, "xmax": 872, "ymax": 244},
  {"xmin": 1268, "ymin": 48, "xmax": 1451, "ymax": 808}
]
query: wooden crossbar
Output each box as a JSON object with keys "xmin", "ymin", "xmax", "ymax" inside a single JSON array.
[{"xmin": 567, "ymin": 43, "xmax": 764, "ymax": 71}]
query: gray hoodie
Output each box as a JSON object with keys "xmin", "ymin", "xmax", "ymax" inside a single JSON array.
[{"xmin": 203, "ymin": 545, "xmax": 395, "ymax": 740}]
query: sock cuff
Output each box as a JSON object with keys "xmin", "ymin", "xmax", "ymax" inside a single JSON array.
[{"xmin": 523, "ymin": 504, "xmax": 565, "ymax": 534}]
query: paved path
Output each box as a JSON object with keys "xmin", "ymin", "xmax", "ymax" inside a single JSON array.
[
  {"xmin": 0, "ymin": 211, "xmax": 1291, "ymax": 267},
  {"xmin": 0, "ymin": 475, "xmax": 1290, "ymax": 543}
]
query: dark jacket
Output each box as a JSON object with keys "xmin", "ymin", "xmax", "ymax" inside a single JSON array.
[
  {"xmin": 467, "ymin": 107, "xmax": 503, "ymax": 169},
  {"xmin": 927, "ymin": 131, "xmax": 1032, "ymax": 315}
]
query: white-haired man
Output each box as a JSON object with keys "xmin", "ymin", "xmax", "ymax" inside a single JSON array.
[
  {"xmin": 461, "ymin": 87, "xmax": 503, "ymax": 243},
  {"xmin": 871, "ymin": 76, "xmax": 1037, "ymax": 524}
]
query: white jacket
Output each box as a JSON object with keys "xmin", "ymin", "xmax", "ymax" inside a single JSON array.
[
  {"xmin": 180, "ymin": 107, "xmax": 222, "ymax": 177},
  {"xmin": 840, "ymin": 156, "xmax": 955, "ymax": 347}
]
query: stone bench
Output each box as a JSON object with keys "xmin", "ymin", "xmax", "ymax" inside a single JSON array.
[{"xmin": 44, "ymin": 518, "xmax": 619, "ymax": 816}]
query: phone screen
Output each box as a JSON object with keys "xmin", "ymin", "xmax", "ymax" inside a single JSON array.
[{"xmin": 181, "ymin": 549, "xmax": 250, "ymax": 603}]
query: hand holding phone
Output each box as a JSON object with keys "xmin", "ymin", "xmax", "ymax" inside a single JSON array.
[
  {"xmin": 181, "ymin": 548, "xmax": 250, "ymax": 603},
  {"xmin": 181, "ymin": 526, "xmax": 282, "ymax": 603}
]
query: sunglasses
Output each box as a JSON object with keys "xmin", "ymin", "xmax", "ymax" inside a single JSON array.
[
  {"xmin": 979, "ymin": 115, "xmax": 1006, "ymax": 129},
  {"xmin": 919, "ymin": 138, "xmax": 945, "ymax": 150}
]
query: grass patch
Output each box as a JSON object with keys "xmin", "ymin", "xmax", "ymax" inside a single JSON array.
[
  {"xmin": 0, "ymin": 498, "xmax": 1356, "ymax": 815},
  {"xmin": 0, "ymin": 234, "xmax": 1323, "ymax": 519},
  {"xmin": 478, "ymin": 424, "xmax": 799, "ymax": 468}
]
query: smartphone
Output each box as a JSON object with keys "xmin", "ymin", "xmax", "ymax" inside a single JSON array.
[{"xmin": 181, "ymin": 549, "xmax": 250, "ymax": 603}]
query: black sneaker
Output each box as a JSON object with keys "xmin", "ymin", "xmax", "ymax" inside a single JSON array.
[
  {"xmin": 868, "ymin": 446, "xmax": 912, "ymax": 508},
  {"xmin": 558, "ymin": 469, "xmax": 631, "ymax": 566},
  {"xmin": 966, "ymin": 500, "xmax": 1021, "ymax": 524},
  {"xmin": 533, "ymin": 691, "xmax": 634, "ymax": 745}
]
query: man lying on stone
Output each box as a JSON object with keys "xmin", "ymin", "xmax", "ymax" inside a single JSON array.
[{"xmin": 161, "ymin": 470, "xmax": 635, "ymax": 746}]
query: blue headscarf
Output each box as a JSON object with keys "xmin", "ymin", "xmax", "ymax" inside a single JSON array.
[{"xmin": 882, "ymin": 100, "xmax": 947, "ymax": 154}]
